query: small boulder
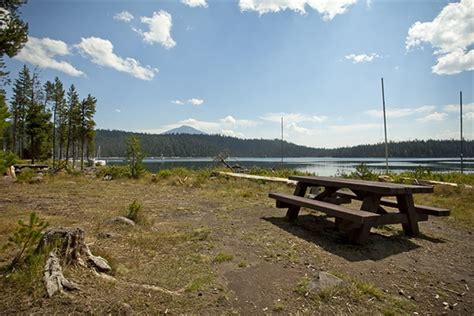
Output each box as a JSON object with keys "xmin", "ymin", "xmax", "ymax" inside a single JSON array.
[
  {"xmin": 29, "ymin": 175, "xmax": 44, "ymax": 184},
  {"xmin": 308, "ymin": 272, "xmax": 344, "ymax": 292},
  {"xmin": 109, "ymin": 216, "xmax": 135, "ymax": 226}
]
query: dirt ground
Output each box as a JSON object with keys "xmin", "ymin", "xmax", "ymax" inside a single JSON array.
[{"xmin": 0, "ymin": 174, "xmax": 472, "ymax": 315}]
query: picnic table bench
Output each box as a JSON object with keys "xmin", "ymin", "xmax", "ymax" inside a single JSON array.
[{"xmin": 269, "ymin": 176, "xmax": 449, "ymax": 244}]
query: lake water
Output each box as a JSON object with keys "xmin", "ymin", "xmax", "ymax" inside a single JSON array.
[{"xmin": 106, "ymin": 157, "xmax": 474, "ymax": 176}]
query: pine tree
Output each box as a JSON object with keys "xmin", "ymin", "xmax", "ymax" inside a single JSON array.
[
  {"xmin": 65, "ymin": 84, "xmax": 80, "ymax": 167},
  {"xmin": 24, "ymin": 71, "xmax": 51, "ymax": 163},
  {"xmin": 0, "ymin": 0, "xmax": 28, "ymax": 86},
  {"xmin": 79, "ymin": 94, "xmax": 96, "ymax": 170},
  {"xmin": 0, "ymin": 93, "xmax": 10, "ymax": 150},
  {"xmin": 10, "ymin": 65, "xmax": 31, "ymax": 157}
]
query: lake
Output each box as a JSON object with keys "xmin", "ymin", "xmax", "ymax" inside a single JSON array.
[{"xmin": 106, "ymin": 157, "xmax": 474, "ymax": 176}]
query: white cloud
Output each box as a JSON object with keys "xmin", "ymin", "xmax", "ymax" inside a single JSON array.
[
  {"xmin": 219, "ymin": 115, "xmax": 256, "ymax": 127},
  {"xmin": 261, "ymin": 112, "xmax": 327, "ymax": 124},
  {"xmin": 328, "ymin": 123, "xmax": 379, "ymax": 132},
  {"xmin": 15, "ymin": 36, "xmax": 84, "ymax": 77},
  {"xmin": 345, "ymin": 53, "xmax": 379, "ymax": 64},
  {"xmin": 287, "ymin": 122, "xmax": 312, "ymax": 135},
  {"xmin": 464, "ymin": 112, "xmax": 474, "ymax": 120},
  {"xmin": 239, "ymin": 0, "xmax": 357, "ymax": 21},
  {"xmin": 139, "ymin": 10, "xmax": 176, "ymax": 49},
  {"xmin": 366, "ymin": 106, "xmax": 435, "ymax": 119},
  {"xmin": 432, "ymin": 49, "xmax": 474, "ymax": 75},
  {"xmin": 171, "ymin": 100, "xmax": 185, "ymax": 105},
  {"xmin": 115, "ymin": 109, "xmax": 121, "ymax": 113},
  {"xmin": 113, "ymin": 11, "xmax": 134, "ymax": 22},
  {"xmin": 188, "ymin": 98, "xmax": 204, "ymax": 106},
  {"xmin": 417, "ymin": 112, "xmax": 448, "ymax": 123},
  {"xmin": 366, "ymin": 0, "xmax": 372, "ymax": 9},
  {"xmin": 406, "ymin": 0, "xmax": 474, "ymax": 75},
  {"xmin": 182, "ymin": 0, "xmax": 208, "ymax": 8},
  {"xmin": 444, "ymin": 102, "xmax": 474, "ymax": 113},
  {"xmin": 75, "ymin": 37, "xmax": 158, "ymax": 80}
]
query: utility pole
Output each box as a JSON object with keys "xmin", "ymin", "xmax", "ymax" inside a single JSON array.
[
  {"xmin": 381, "ymin": 78, "xmax": 389, "ymax": 174},
  {"xmin": 281, "ymin": 117, "xmax": 284, "ymax": 163},
  {"xmin": 460, "ymin": 91, "xmax": 464, "ymax": 174}
]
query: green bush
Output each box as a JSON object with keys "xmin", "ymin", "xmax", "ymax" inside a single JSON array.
[
  {"xmin": 0, "ymin": 151, "xmax": 17, "ymax": 175},
  {"xmin": 96, "ymin": 165, "xmax": 131, "ymax": 179},
  {"xmin": 126, "ymin": 200, "xmax": 143, "ymax": 223},
  {"xmin": 16, "ymin": 168, "xmax": 37, "ymax": 183},
  {"xmin": 8, "ymin": 212, "xmax": 48, "ymax": 270}
]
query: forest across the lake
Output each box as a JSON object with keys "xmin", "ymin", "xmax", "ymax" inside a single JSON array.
[{"xmin": 96, "ymin": 129, "xmax": 473, "ymax": 158}]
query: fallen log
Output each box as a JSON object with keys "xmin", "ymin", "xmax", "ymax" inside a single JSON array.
[{"xmin": 216, "ymin": 171, "xmax": 297, "ymax": 185}]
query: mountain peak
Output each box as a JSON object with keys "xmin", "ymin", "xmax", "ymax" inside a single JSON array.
[{"xmin": 162, "ymin": 125, "xmax": 206, "ymax": 135}]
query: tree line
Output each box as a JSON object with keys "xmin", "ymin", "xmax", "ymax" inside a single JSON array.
[
  {"xmin": 96, "ymin": 129, "xmax": 473, "ymax": 158},
  {"xmin": 2, "ymin": 65, "xmax": 97, "ymax": 168}
]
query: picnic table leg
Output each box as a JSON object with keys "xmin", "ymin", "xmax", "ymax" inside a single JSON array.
[
  {"xmin": 396, "ymin": 194, "xmax": 420, "ymax": 236},
  {"xmin": 348, "ymin": 223, "xmax": 372, "ymax": 244},
  {"xmin": 285, "ymin": 183, "xmax": 308, "ymax": 221}
]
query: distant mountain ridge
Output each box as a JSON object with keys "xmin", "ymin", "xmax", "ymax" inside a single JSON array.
[
  {"xmin": 95, "ymin": 129, "xmax": 473, "ymax": 158},
  {"xmin": 162, "ymin": 125, "xmax": 206, "ymax": 135}
]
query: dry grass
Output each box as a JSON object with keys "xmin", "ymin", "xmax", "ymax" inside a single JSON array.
[{"xmin": 0, "ymin": 172, "xmax": 472, "ymax": 314}]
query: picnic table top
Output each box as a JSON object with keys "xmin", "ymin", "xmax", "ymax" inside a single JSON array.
[{"xmin": 288, "ymin": 176, "xmax": 434, "ymax": 195}]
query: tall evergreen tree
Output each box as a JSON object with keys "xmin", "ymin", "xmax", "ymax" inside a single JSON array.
[
  {"xmin": 0, "ymin": 0, "xmax": 28, "ymax": 88},
  {"xmin": 65, "ymin": 84, "xmax": 80, "ymax": 167},
  {"xmin": 10, "ymin": 64, "xmax": 31, "ymax": 157},
  {"xmin": 24, "ymin": 71, "xmax": 51, "ymax": 163},
  {"xmin": 0, "ymin": 93, "xmax": 10, "ymax": 150},
  {"xmin": 78, "ymin": 94, "xmax": 96, "ymax": 170}
]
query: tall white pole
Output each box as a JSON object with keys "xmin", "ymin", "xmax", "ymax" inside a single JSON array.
[
  {"xmin": 381, "ymin": 78, "xmax": 389, "ymax": 174},
  {"xmin": 460, "ymin": 91, "xmax": 464, "ymax": 174},
  {"xmin": 281, "ymin": 117, "xmax": 284, "ymax": 163}
]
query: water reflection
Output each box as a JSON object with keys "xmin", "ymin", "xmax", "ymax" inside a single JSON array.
[{"xmin": 107, "ymin": 157, "xmax": 473, "ymax": 176}]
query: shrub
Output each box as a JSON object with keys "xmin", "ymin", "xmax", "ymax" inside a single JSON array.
[
  {"xmin": 96, "ymin": 165, "xmax": 131, "ymax": 179},
  {"xmin": 0, "ymin": 151, "xmax": 17, "ymax": 175},
  {"xmin": 8, "ymin": 212, "xmax": 48, "ymax": 270},
  {"xmin": 126, "ymin": 200, "xmax": 143, "ymax": 223},
  {"xmin": 126, "ymin": 136, "xmax": 145, "ymax": 179},
  {"xmin": 16, "ymin": 168, "xmax": 36, "ymax": 183},
  {"xmin": 349, "ymin": 163, "xmax": 378, "ymax": 181}
]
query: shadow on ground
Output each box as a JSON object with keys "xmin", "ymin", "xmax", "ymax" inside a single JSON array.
[{"xmin": 262, "ymin": 214, "xmax": 423, "ymax": 262}]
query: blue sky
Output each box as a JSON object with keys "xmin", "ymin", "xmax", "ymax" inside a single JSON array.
[{"xmin": 4, "ymin": 0, "xmax": 474, "ymax": 148}]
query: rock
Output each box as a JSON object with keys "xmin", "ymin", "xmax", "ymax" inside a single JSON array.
[
  {"xmin": 109, "ymin": 216, "xmax": 135, "ymax": 226},
  {"xmin": 98, "ymin": 232, "xmax": 118, "ymax": 239},
  {"xmin": 308, "ymin": 272, "xmax": 344, "ymax": 292},
  {"xmin": 29, "ymin": 175, "xmax": 44, "ymax": 184}
]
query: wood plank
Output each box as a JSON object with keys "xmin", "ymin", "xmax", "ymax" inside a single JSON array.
[
  {"xmin": 269, "ymin": 192, "xmax": 380, "ymax": 224},
  {"xmin": 289, "ymin": 176, "xmax": 434, "ymax": 194},
  {"xmin": 336, "ymin": 191, "xmax": 450, "ymax": 216}
]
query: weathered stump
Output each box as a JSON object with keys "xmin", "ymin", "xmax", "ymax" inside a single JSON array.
[{"xmin": 38, "ymin": 227, "xmax": 111, "ymax": 297}]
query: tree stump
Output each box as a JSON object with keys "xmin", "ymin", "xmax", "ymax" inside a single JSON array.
[{"xmin": 38, "ymin": 227, "xmax": 111, "ymax": 297}]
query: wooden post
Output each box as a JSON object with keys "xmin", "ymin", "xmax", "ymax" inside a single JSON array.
[{"xmin": 381, "ymin": 78, "xmax": 389, "ymax": 174}]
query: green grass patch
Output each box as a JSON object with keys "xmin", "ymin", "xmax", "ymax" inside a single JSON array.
[{"xmin": 213, "ymin": 252, "xmax": 233, "ymax": 263}]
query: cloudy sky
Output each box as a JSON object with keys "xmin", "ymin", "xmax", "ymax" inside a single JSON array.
[{"xmin": 4, "ymin": 0, "xmax": 473, "ymax": 148}]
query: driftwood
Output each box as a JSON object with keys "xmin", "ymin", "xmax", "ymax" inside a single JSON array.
[
  {"xmin": 38, "ymin": 227, "xmax": 111, "ymax": 297},
  {"xmin": 217, "ymin": 171, "xmax": 297, "ymax": 185},
  {"xmin": 213, "ymin": 152, "xmax": 246, "ymax": 172}
]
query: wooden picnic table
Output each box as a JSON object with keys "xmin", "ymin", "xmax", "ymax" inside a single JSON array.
[{"xmin": 269, "ymin": 176, "xmax": 449, "ymax": 244}]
